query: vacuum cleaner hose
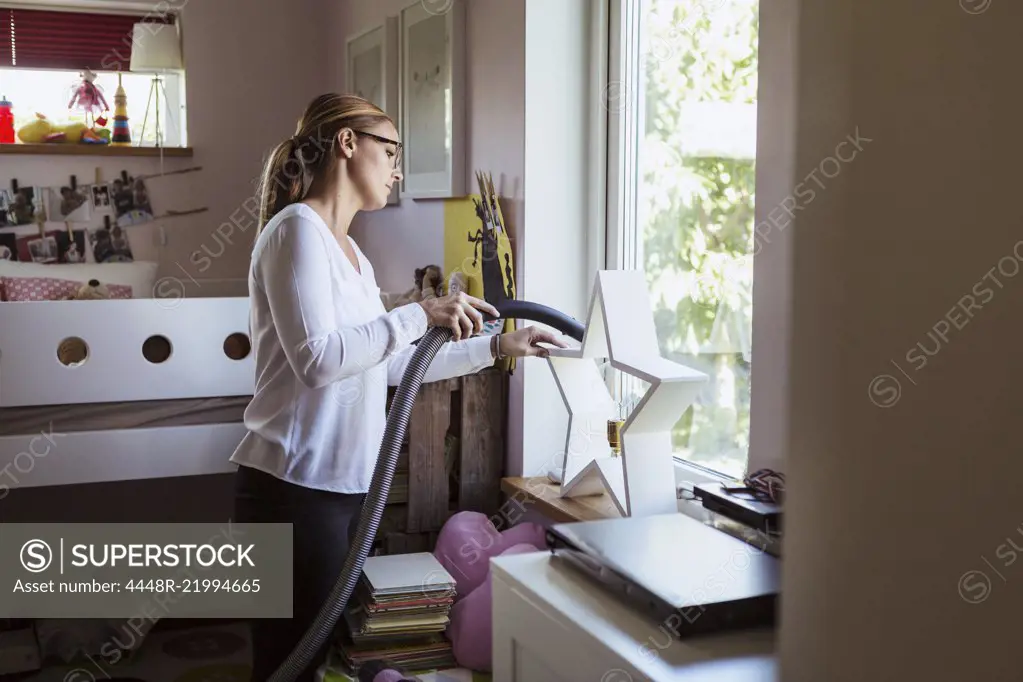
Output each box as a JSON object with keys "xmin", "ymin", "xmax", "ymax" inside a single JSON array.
[{"xmin": 268, "ymin": 300, "xmax": 585, "ymax": 682}]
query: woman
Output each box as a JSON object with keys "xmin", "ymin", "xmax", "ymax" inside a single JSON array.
[{"xmin": 230, "ymin": 93, "xmax": 564, "ymax": 681}]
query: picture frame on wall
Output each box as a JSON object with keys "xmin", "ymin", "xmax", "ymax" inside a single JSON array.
[
  {"xmin": 346, "ymin": 17, "xmax": 401, "ymax": 206},
  {"xmin": 399, "ymin": 0, "xmax": 466, "ymax": 199}
]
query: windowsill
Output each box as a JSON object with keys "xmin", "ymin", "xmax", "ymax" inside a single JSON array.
[
  {"xmin": 0, "ymin": 143, "xmax": 193, "ymax": 157},
  {"xmin": 500, "ymin": 472, "xmax": 712, "ymax": 524},
  {"xmin": 672, "ymin": 456, "xmax": 738, "ymax": 490},
  {"xmin": 501, "ymin": 472, "xmax": 782, "ymax": 557},
  {"xmin": 500, "ymin": 459, "xmax": 736, "ymax": 523}
]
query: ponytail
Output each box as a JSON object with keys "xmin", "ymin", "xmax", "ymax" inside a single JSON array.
[{"xmin": 256, "ymin": 136, "xmax": 313, "ymax": 235}]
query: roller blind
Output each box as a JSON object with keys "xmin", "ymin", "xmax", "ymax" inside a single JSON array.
[{"xmin": 0, "ymin": 7, "xmax": 174, "ymax": 70}]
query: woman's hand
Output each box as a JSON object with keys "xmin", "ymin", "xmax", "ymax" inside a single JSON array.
[
  {"xmin": 419, "ymin": 292, "xmax": 500, "ymax": 341},
  {"xmin": 498, "ymin": 326, "xmax": 569, "ymax": 358}
]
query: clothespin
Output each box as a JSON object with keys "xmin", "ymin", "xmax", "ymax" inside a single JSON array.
[{"xmin": 34, "ymin": 197, "xmax": 46, "ymax": 239}]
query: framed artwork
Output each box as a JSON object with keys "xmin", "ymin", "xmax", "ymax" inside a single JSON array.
[
  {"xmin": 346, "ymin": 17, "xmax": 400, "ymax": 206},
  {"xmin": 399, "ymin": 0, "xmax": 466, "ymax": 199}
]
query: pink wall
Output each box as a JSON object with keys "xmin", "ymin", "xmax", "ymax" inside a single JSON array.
[
  {"xmin": 331, "ymin": 0, "xmax": 527, "ymax": 476},
  {"xmin": 1, "ymin": 0, "xmax": 525, "ymax": 294},
  {"xmin": 172, "ymin": 0, "xmax": 331, "ymax": 281},
  {"xmin": 0, "ymin": 0, "xmax": 332, "ymax": 523},
  {"xmin": 0, "ymin": 0, "xmax": 331, "ymax": 287},
  {"xmin": 0, "ymin": 0, "xmax": 527, "ymax": 519},
  {"xmin": 328, "ymin": 0, "xmax": 525, "ymax": 294}
]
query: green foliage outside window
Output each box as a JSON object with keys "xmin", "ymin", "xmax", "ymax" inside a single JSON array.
[{"xmin": 638, "ymin": 0, "xmax": 758, "ymax": 478}]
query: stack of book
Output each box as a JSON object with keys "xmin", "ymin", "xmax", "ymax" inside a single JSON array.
[{"xmin": 336, "ymin": 552, "xmax": 458, "ymax": 675}]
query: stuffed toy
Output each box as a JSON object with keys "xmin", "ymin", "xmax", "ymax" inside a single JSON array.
[
  {"xmin": 68, "ymin": 68, "xmax": 110, "ymax": 130},
  {"xmin": 381, "ymin": 264, "xmax": 445, "ymax": 311},
  {"xmin": 432, "ymin": 511, "xmax": 547, "ymax": 671},
  {"xmin": 17, "ymin": 113, "xmax": 110, "ymax": 145},
  {"xmin": 447, "ymin": 271, "xmax": 467, "ymax": 297},
  {"xmin": 416, "ymin": 265, "xmax": 445, "ymax": 299},
  {"xmin": 67, "ymin": 280, "xmax": 110, "ymax": 301}
]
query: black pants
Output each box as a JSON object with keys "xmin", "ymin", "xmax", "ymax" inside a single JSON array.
[{"xmin": 233, "ymin": 464, "xmax": 366, "ymax": 682}]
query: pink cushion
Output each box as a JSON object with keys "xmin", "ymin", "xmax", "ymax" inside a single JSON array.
[
  {"xmin": 434, "ymin": 512, "xmax": 502, "ymax": 599},
  {"xmin": 1, "ymin": 276, "xmax": 132, "ymax": 301},
  {"xmin": 433, "ymin": 512, "xmax": 547, "ymax": 600},
  {"xmin": 497, "ymin": 519, "xmax": 548, "ymax": 551},
  {"xmin": 433, "ymin": 511, "xmax": 550, "ymax": 672},
  {"xmin": 446, "ymin": 542, "xmax": 540, "ymax": 672}
]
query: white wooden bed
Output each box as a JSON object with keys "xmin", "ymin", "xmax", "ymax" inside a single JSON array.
[{"xmin": 0, "ymin": 262, "xmax": 253, "ymax": 492}]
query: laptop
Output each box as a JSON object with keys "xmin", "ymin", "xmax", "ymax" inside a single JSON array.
[{"xmin": 546, "ymin": 512, "xmax": 780, "ymax": 638}]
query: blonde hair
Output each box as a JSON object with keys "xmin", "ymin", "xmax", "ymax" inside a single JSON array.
[{"xmin": 255, "ymin": 93, "xmax": 393, "ymax": 233}]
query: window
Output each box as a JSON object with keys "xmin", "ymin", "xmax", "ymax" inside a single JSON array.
[
  {"xmin": 0, "ymin": 7, "xmax": 184, "ymax": 147},
  {"xmin": 606, "ymin": 0, "xmax": 758, "ymax": 479},
  {"xmin": 0, "ymin": 68, "xmax": 184, "ymax": 147}
]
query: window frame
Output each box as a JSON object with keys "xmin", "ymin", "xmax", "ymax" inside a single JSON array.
[{"xmin": 600, "ymin": 0, "xmax": 761, "ymax": 488}]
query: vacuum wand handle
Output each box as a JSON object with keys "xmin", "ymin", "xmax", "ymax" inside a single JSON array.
[{"xmin": 490, "ymin": 299, "xmax": 585, "ymax": 342}]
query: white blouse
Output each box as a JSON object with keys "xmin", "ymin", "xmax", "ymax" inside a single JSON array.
[{"xmin": 229, "ymin": 202, "xmax": 496, "ymax": 493}]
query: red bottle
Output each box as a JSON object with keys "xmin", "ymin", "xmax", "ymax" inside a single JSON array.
[{"xmin": 0, "ymin": 96, "xmax": 14, "ymax": 144}]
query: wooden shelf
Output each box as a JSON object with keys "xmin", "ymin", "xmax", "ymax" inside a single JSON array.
[
  {"xmin": 0, "ymin": 143, "xmax": 193, "ymax": 157},
  {"xmin": 500, "ymin": 476, "xmax": 623, "ymax": 524},
  {"xmin": 376, "ymin": 368, "xmax": 507, "ymax": 556}
]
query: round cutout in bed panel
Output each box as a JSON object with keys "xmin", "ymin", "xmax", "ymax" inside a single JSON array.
[
  {"xmin": 57, "ymin": 337, "xmax": 89, "ymax": 367},
  {"xmin": 223, "ymin": 333, "xmax": 251, "ymax": 361},
  {"xmin": 143, "ymin": 335, "xmax": 173, "ymax": 364}
]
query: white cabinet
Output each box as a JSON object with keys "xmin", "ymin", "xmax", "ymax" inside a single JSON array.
[{"xmin": 491, "ymin": 551, "xmax": 777, "ymax": 682}]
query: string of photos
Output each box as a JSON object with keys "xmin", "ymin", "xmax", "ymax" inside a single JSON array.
[{"xmin": 0, "ymin": 167, "xmax": 206, "ymax": 265}]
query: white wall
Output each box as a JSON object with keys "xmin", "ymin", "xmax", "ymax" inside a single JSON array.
[
  {"xmin": 746, "ymin": 0, "xmax": 796, "ymax": 475},
  {"xmin": 777, "ymin": 0, "xmax": 1023, "ymax": 680},
  {"xmin": 519, "ymin": 0, "xmax": 596, "ymax": 478}
]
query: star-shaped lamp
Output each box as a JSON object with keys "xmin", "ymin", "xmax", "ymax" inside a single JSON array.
[{"xmin": 546, "ymin": 270, "xmax": 708, "ymax": 517}]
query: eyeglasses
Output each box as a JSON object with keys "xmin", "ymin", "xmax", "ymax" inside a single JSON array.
[{"xmin": 353, "ymin": 130, "xmax": 403, "ymax": 170}]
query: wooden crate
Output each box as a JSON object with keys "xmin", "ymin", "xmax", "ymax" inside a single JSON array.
[{"xmin": 373, "ymin": 367, "xmax": 506, "ymax": 556}]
